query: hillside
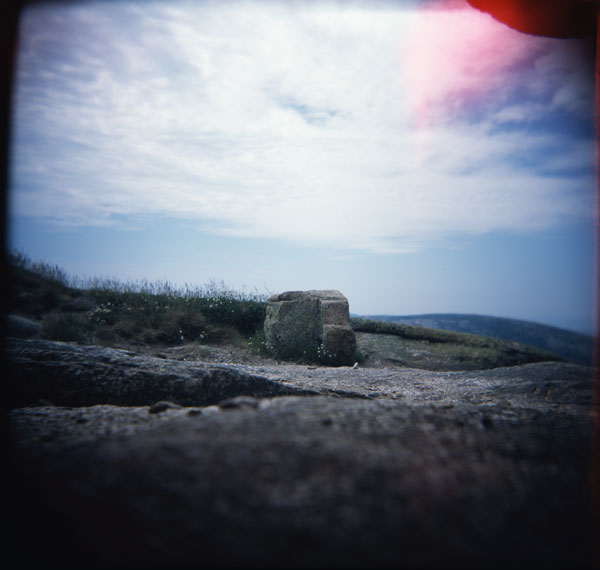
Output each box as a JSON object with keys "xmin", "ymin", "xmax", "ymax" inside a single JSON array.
[
  {"xmin": 6, "ymin": 254, "xmax": 595, "ymax": 568},
  {"xmin": 6, "ymin": 252, "xmax": 569, "ymax": 370},
  {"xmin": 351, "ymin": 318, "xmax": 563, "ymax": 371},
  {"xmin": 6, "ymin": 251, "xmax": 267, "ymax": 352},
  {"xmin": 359, "ymin": 313, "xmax": 595, "ymax": 366}
]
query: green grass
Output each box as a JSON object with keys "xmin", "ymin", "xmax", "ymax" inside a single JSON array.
[
  {"xmin": 351, "ymin": 317, "xmax": 563, "ymax": 369},
  {"xmin": 351, "ymin": 317, "xmax": 495, "ymax": 345},
  {"xmin": 8, "ymin": 251, "xmax": 269, "ymax": 349},
  {"xmin": 7, "ymin": 251, "xmax": 564, "ymax": 369}
]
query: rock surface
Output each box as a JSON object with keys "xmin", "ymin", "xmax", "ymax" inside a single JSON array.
[
  {"xmin": 5, "ymin": 337, "xmax": 599, "ymax": 568},
  {"xmin": 5, "ymin": 338, "xmax": 316, "ymax": 408},
  {"xmin": 264, "ymin": 290, "xmax": 356, "ymax": 366},
  {"xmin": 5, "ymin": 314, "xmax": 41, "ymax": 338}
]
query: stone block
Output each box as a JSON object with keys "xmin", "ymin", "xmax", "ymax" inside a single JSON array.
[{"xmin": 264, "ymin": 290, "xmax": 356, "ymax": 366}]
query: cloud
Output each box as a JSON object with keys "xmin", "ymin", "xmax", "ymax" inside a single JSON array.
[{"xmin": 10, "ymin": 0, "xmax": 595, "ymax": 254}]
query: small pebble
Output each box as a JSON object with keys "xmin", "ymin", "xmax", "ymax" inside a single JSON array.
[
  {"xmin": 219, "ymin": 396, "xmax": 259, "ymax": 410},
  {"xmin": 149, "ymin": 401, "xmax": 182, "ymax": 414}
]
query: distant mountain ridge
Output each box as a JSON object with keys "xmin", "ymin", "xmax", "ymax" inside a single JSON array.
[{"xmin": 355, "ymin": 313, "xmax": 595, "ymax": 367}]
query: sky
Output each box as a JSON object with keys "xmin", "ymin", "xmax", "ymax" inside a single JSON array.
[{"xmin": 7, "ymin": 0, "xmax": 597, "ymax": 334}]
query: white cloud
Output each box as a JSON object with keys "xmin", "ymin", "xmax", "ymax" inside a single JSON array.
[{"xmin": 10, "ymin": 0, "xmax": 595, "ymax": 254}]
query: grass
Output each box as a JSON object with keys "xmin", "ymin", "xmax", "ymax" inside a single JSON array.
[
  {"xmin": 351, "ymin": 317, "xmax": 563, "ymax": 370},
  {"xmin": 351, "ymin": 317, "xmax": 499, "ymax": 345},
  {"xmin": 7, "ymin": 251, "xmax": 564, "ymax": 369},
  {"xmin": 8, "ymin": 251, "xmax": 269, "ymax": 350}
]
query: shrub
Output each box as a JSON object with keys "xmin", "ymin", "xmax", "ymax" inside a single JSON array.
[
  {"xmin": 155, "ymin": 311, "xmax": 208, "ymax": 344},
  {"xmin": 41, "ymin": 313, "xmax": 92, "ymax": 343},
  {"xmin": 8, "ymin": 250, "xmax": 270, "ymax": 348},
  {"xmin": 248, "ymin": 327, "xmax": 269, "ymax": 356}
]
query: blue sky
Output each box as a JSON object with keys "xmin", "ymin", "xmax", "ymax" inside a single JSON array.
[{"xmin": 8, "ymin": 0, "xmax": 597, "ymax": 334}]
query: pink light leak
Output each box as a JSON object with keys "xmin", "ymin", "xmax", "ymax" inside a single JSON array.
[{"xmin": 402, "ymin": 3, "xmax": 540, "ymax": 130}]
